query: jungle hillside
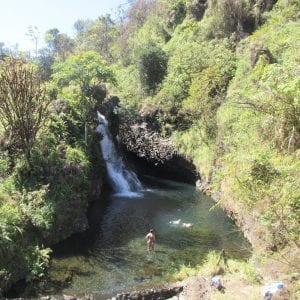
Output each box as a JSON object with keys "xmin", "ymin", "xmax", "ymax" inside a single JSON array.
[{"xmin": 0, "ymin": 0, "xmax": 299, "ymax": 298}]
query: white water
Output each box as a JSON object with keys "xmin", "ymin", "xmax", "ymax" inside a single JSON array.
[{"xmin": 96, "ymin": 112, "xmax": 143, "ymax": 197}]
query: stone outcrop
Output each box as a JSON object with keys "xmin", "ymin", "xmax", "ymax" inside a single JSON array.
[
  {"xmin": 188, "ymin": 0, "xmax": 208, "ymax": 21},
  {"xmin": 113, "ymin": 286, "xmax": 183, "ymax": 300},
  {"xmin": 118, "ymin": 120, "xmax": 198, "ymax": 184}
]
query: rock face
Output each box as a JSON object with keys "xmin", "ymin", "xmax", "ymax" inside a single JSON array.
[
  {"xmin": 113, "ymin": 286, "xmax": 183, "ymax": 300},
  {"xmin": 97, "ymin": 95, "xmax": 120, "ymax": 138},
  {"xmin": 97, "ymin": 97, "xmax": 198, "ymax": 183},
  {"xmin": 188, "ymin": 0, "xmax": 208, "ymax": 21},
  {"xmin": 119, "ymin": 120, "xmax": 198, "ymax": 184}
]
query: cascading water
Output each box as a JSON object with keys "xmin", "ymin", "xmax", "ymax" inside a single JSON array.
[{"xmin": 96, "ymin": 112, "xmax": 143, "ymax": 197}]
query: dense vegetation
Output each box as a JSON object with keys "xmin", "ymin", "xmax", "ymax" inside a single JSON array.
[
  {"xmin": 0, "ymin": 53, "xmax": 110, "ymax": 291},
  {"xmin": 112, "ymin": 0, "xmax": 299, "ymax": 252},
  {"xmin": 0, "ymin": 0, "xmax": 299, "ymax": 296}
]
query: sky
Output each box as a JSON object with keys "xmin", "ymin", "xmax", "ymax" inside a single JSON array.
[{"xmin": 0, "ymin": 0, "xmax": 128, "ymax": 51}]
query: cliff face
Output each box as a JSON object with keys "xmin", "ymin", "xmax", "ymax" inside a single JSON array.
[{"xmin": 118, "ymin": 117, "xmax": 198, "ymax": 184}]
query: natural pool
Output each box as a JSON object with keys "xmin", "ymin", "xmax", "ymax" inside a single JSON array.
[{"xmin": 23, "ymin": 177, "xmax": 251, "ymax": 299}]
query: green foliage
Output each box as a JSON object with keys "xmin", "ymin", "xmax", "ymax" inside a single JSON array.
[
  {"xmin": 74, "ymin": 15, "xmax": 117, "ymax": 61},
  {"xmin": 172, "ymin": 263, "xmax": 202, "ymax": 281},
  {"xmin": 0, "ymin": 193, "xmax": 24, "ymax": 280},
  {"xmin": 0, "ymin": 0, "xmax": 299, "ymax": 292},
  {"xmin": 227, "ymin": 259, "xmax": 261, "ymax": 284},
  {"xmin": 167, "ymin": 0, "xmax": 187, "ymax": 29},
  {"xmin": 0, "ymin": 200, "xmax": 22, "ymax": 244},
  {"xmin": 44, "ymin": 28, "xmax": 74, "ymax": 61},
  {"xmin": 173, "ymin": 250, "xmax": 260, "ymax": 284},
  {"xmin": 137, "ymin": 46, "xmax": 168, "ymax": 94},
  {"xmin": 5, "ymin": 93, "xmax": 95, "ymax": 246},
  {"xmin": 249, "ymin": 159, "xmax": 279, "ymax": 184},
  {"xmin": 115, "ymin": 0, "xmax": 300, "ymax": 255},
  {"xmin": 52, "ymin": 51, "xmax": 115, "ymax": 122},
  {"xmin": 26, "ymin": 246, "xmax": 52, "ymax": 281},
  {"xmin": 52, "ymin": 51, "xmax": 114, "ymax": 89},
  {"xmin": 114, "ymin": 65, "xmax": 142, "ymax": 111},
  {"xmin": 0, "ymin": 152, "xmax": 10, "ymax": 178},
  {"xmin": 197, "ymin": 250, "xmax": 221, "ymax": 276},
  {"xmin": 239, "ymin": 155, "xmax": 300, "ymax": 246},
  {"xmin": 214, "ymin": 0, "xmax": 300, "ymax": 247},
  {"xmin": 65, "ymin": 146, "xmax": 89, "ymax": 166},
  {"xmin": 173, "ymin": 124, "xmax": 215, "ymax": 179},
  {"xmin": 205, "ymin": 0, "xmax": 251, "ymax": 38},
  {"xmin": 183, "ymin": 61, "xmax": 235, "ymax": 138},
  {"xmin": 187, "ymin": 0, "xmax": 208, "ymax": 21},
  {"xmin": 17, "ymin": 185, "xmax": 54, "ymax": 231}
]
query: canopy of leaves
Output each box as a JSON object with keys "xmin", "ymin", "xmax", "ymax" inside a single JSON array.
[
  {"xmin": 137, "ymin": 46, "xmax": 168, "ymax": 94},
  {"xmin": 52, "ymin": 51, "xmax": 115, "ymax": 89}
]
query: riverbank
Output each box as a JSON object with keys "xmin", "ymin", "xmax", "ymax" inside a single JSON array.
[
  {"xmin": 163, "ymin": 191, "xmax": 300, "ymax": 300},
  {"xmin": 157, "ymin": 243, "xmax": 298, "ymax": 300},
  {"xmin": 175, "ymin": 181, "xmax": 299, "ymax": 300},
  {"xmin": 4, "ymin": 177, "xmax": 253, "ymax": 299}
]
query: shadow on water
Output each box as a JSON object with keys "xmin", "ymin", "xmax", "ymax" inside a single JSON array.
[{"xmin": 14, "ymin": 177, "xmax": 251, "ymax": 299}]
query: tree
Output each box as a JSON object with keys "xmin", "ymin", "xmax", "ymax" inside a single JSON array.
[
  {"xmin": 116, "ymin": 0, "xmax": 159, "ymax": 64},
  {"xmin": 52, "ymin": 51, "xmax": 114, "ymax": 90},
  {"xmin": 73, "ymin": 19, "xmax": 92, "ymax": 35},
  {"xmin": 44, "ymin": 28, "xmax": 60, "ymax": 54},
  {"xmin": 0, "ymin": 58, "xmax": 50, "ymax": 160},
  {"xmin": 56, "ymin": 33, "xmax": 74, "ymax": 61},
  {"xmin": 37, "ymin": 48, "xmax": 55, "ymax": 81},
  {"xmin": 52, "ymin": 51, "xmax": 115, "ymax": 126},
  {"xmin": 137, "ymin": 46, "xmax": 168, "ymax": 94},
  {"xmin": 26, "ymin": 26, "xmax": 40, "ymax": 59},
  {"xmin": 74, "ymin": 15, "xmax": 116, "ymax": 61},
  {"xmin": 44, "ymin": 28, "xmax": 74, "ymax": 61}
]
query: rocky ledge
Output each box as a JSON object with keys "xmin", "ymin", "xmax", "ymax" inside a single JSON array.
[
  {"xmin": 112, "ymin": 286, "xmax": 183, "ymax": 300},
  {"xmin": 118, "ymin": 120, "xmax": 198, "ymax": 184}
]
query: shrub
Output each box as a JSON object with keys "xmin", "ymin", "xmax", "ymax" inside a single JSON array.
[
  {"xmin": 137, "ymin": 46, "xmax": 168, "ymax": 94},
  {"xmin": 167, "ymin": 0, "xmax": 187, "ymax": 29},
  {"xmin": 52, "ymin": 51, "xmax": 115, "ymax": 122},
  {"xmin": 0, "ymin": 58, "xmax": 50, "ymax": 160},
  {"xmin": 18, "ymin": 185, "xmax": 54, "ymax": 231},
  {"xmin": 206, "ymin": 0, "xmax": 255, "ymax": 39},
  {"xmin": 26, "ymin": 246, "xmax": 52, "ymax": 281},
  {"xmin": 0, "ymin": 199, "xmax": 22, "ymax": 262}
]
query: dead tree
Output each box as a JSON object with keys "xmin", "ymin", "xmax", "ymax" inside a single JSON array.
[{"xmin": 0, "ymin": 58, "xmax": 50, "ymax": 160}]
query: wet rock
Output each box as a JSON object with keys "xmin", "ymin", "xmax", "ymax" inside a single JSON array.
[
  {"xmin": 113, "ymin": 286, "xmax": 183, "ymax": 300},
  {"xmin": 98, "ymin": 95, "xmax": 120, "ymax": 138},
  {"xmin": 63, "ymin": 295, "xmax": 77, "ymax": 300},
  {"xmin": 119, "ymin": 121, "xmax": 198, "ymax": 183}
]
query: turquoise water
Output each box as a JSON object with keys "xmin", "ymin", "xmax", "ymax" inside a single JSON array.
[{"xmin": 28, "ymin": 177, "xmax": 251, "ymax": 299}]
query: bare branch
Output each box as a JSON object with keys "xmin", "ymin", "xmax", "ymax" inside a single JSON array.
[{"xmin": 0, "ymin": 58, "xmax": 50, "ymax": 159}]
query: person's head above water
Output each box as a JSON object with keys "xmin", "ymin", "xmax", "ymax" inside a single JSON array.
[{"xmin": 150, "ymin": 229, "xmax": 154, "ymax": 233}]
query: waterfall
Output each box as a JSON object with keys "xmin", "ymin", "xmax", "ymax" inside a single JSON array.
[{"xmin": 96, "ymin": 112, "xmax": 143, "ymax": 197}]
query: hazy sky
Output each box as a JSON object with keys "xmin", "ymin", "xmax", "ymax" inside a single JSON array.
[{"xmin": 0, "ymin": 0, "xmax": 127, "ymax": 50}]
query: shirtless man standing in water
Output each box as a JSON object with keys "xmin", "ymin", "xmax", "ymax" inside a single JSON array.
[{"xmin": 145, "ymin": 229, "xmax": 156, "ymax": 251}]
